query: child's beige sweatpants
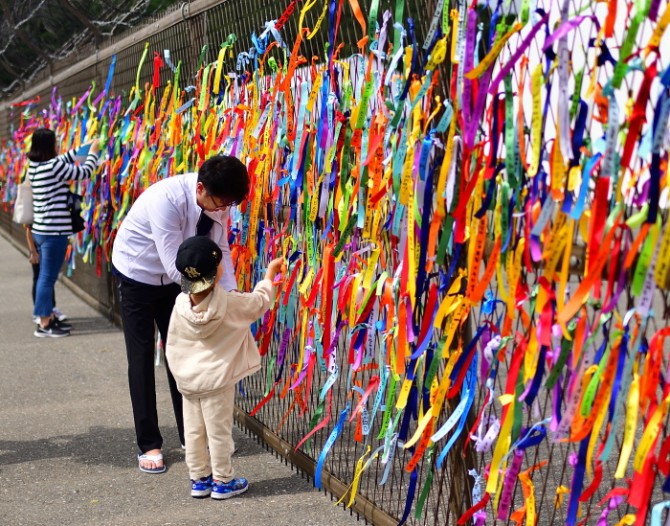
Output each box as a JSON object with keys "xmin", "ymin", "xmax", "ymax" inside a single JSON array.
[{"xmin": 183, "ymin": 385, "xmax": 235, "ymax": 482}]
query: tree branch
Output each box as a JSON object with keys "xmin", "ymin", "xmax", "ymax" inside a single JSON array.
[
  {"xmin": 0, "ymin": 0, "xmax": 52, "ymax": 65},
  {"xmin": 57, "ymin": 0, "xmax": 103, "ymax": 45}
]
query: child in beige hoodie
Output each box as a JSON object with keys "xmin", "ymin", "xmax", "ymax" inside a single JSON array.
[{"xmin": 166, "ymin": 235, "xmax": 284, "ymax": 499}]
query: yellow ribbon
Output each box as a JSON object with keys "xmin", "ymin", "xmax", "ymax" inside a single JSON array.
[
  {"xmin": 336, "ymin": 445, "xmax": 373, "ymax": 507},
  {"xmin": 633, "ymin": 391, "xmax": 670, "ymax": 472},
  {"xmin": 465, "ymin": 23, "xmax": 523, "ymax": 79}
]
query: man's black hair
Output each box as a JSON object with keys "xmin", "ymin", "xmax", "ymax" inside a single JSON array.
[
  {"xmin": 197, "ymin": 155, "xmax": 250, "ymax": 204},
  {"xmin": 28, "ymin": 128, "xmax": 57, "ymax": 162}
]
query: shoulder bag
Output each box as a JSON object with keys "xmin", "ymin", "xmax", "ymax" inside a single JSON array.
[
  {"xmin": 67, "ymin": 191, "xmax": 85, "ymax": 233},
  {"xmin": 12, "ymin": 180, "xmax": 33, "ymax": 225}
]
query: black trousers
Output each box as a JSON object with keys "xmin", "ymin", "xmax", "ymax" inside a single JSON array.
[{"xmin": 117, "ymin": 275, "xmax": 184, "ymax": 453}]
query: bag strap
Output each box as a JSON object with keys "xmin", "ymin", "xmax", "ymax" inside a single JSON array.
[{"xmin": 19, "ymin": 164, "xmax": 28, "ymax": 184}]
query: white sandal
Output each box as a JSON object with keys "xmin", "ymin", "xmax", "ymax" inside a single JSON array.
[{"xmin": 137, "ymin": 452, "xmax": 166, "ymax": 474}]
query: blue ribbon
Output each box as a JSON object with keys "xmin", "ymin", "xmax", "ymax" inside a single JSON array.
[
  {"xmin": 449, "ymin": 325, "xmax": 484, "ymax": 384},
  {"xmin": 398, "ymin": 468, "xmax": 419, "ymax": 526},
  {"xmin": 103, "ymin": 55, "xmax": 117, "ymax": 95},
  {"xmin": 566, "ymin": 436, "xmax": 589, "ymax": 526},
  {"xmin": 489, "ymin": 95, "xmax": 504, "ymax": 167},
  {"xmin": 475, "ymin": 169, "xmax": 500, "ymax": 218},
  {"xmin": 314, "ymin": 405, "xmax": 349, "ymax": 489},
  {"xmin": 648, "ymin": 89, "xmax": 667, "ymax": 223},
  {"xmin": 398, "ymin": 383, "xmax": 418, "ymax": 442},
  {"xmin": 416, "ymin": 151, "xmax": 439, "ymax": 296},
  {"xmin": 609, "ymin": 329, "xmax": 627, "ymax": 422},
  {"xmin": 327, "ymin": 0, "xmax": 337, "ymax": 66},
  {"xmin": 514, "ymin": 419, "xmax": 550, "ymax": 450},
  {"xmin": 443, "ymin": 242, "xmax": 464, "ymax": 290},
  {"xmin": 435, "ymin": 351, "xmax": 477, "ymax": 468},
  {"xmin": 562, "ymin": 100, "xmax": 589, "ymax": 214},
  {"xmin": 593, "ymin": 40, "xmax": 617, "ymax": 67},
  {"xmin": 570, "ymin": 152, "xmax": 601, "ymax": 220},
  {"xmin": 523, "ymin": 345, "xmax": 546, "ymax": 408}
]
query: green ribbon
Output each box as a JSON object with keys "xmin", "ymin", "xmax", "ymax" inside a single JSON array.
[
  {"xmin": 612, "ymin": 12, "xmax": 643, "ymax": 89},
  {"xmin": 197, "ymin": 45, "xmax": 209, "ymax": 71},
  {"xmin": 570, "ymin": 69, "xmax": 584, "ymax": 120},
  {"xmin": 414, "ymin": 446, "xmax": 435, "ymax": 518},
  {"xmin": 545, "ymin": 326, "xmax": 575, "ymax": 390},
  {"xmin": 504, "ymin": 75, "xmax": 518, "ymax": 190},
  {"xmin": 378, "ymin": 374, "xmax": 399, "ymax": 439},
  {"xmin": 580, "ymin": 344, "xmax": 610, "ymax": 416}
]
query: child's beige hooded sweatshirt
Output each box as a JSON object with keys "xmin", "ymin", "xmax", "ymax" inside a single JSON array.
[{"xmin": 165, "ymin": 280, "xmax": 275, "ymax": 399}]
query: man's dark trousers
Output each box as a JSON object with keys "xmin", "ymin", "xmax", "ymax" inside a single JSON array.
[{"xmin": 118, "ymin": 275, "xmax": 184, "ymax": 453}]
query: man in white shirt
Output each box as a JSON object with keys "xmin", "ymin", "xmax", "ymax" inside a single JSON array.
[{"xmin": 111, "ymin": 155, "xmax": 249, "ymax": 474}]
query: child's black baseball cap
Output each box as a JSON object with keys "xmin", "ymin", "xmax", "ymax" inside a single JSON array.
[{"xmin": 175, "ymin": 236, "xmax": 222, "ymax": 294}]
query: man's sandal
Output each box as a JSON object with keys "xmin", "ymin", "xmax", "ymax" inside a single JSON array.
[{"xmin": 137, "ymin": 452, "xmax": 166, "ymax": 474}]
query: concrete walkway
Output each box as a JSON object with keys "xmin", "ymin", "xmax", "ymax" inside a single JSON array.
[{"xmin": 0, "ymin": 232, "xmax": 359, "ymax": 526}]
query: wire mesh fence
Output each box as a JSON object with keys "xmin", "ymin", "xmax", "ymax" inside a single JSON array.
[{"xmin": 1, "ymin": 1, "xmax": 669, "ymax": 525}]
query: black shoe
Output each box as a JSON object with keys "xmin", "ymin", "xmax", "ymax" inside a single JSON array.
[
  {"xmin": 34, "ymin": 320, "xmax": 70, "ymax": 338},
  {"xmin": 53, "ymin": 318, "xmax": 72, "ymax": 331}
]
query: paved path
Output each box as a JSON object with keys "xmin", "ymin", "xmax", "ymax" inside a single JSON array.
[{"xmin": 0, "ymin": 232, "xmax": 359, "ymax": 526}]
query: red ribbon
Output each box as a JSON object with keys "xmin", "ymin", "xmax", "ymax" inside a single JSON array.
[
  {"xmin": 457, "ymin": 493, "xmax": 491, "ymax": 525},
  {"xmin": 152, "ymin": 52, "xmax": 164, "ymax": 89},
  {"xmin": 249, "ymin": 387, "xmax": 276, "ymax": 416}
]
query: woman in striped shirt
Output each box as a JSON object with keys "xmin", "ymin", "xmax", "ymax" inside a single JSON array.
[{"xmin": 28, "ymin": 128, "xmax": 100, "ymax": 338}]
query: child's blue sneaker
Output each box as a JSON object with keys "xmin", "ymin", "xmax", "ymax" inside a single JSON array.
[
  {"xmin": 191, "ymin": 475, "xmax": 213, "ymax": 498},
  {"xmin": 211, "ymin": 477, "xmax": 249, "ymax": 500}
]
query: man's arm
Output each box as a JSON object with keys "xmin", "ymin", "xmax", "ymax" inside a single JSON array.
[
  {"xmin": 219, "ymin": 238, "xmax": 237, "ymax": 291},
  {"xmin": 217, "ymin": 209, "xmax": 238, "ymax": 291},
  {"xmin": 150, "ymin": 194, "xmax": 185, "ymax": 285}
]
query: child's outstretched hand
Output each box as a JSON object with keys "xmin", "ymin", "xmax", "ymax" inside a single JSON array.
[{"xmin": 265, "ymin": 257, "xmax": 286, "ymax": 282}]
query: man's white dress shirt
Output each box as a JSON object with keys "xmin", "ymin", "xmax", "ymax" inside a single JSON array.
[{"xmin": 111, "ymin": 173, "xmax": 237, "ymax": 291}]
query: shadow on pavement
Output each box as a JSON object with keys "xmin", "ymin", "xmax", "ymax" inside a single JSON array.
[
  {"xmin": 64, "ymin": 316, "xmax": 119, "ymax": 336},
  {"xmin": 0, "ymin": 426, "xmax": 140, "ymax": 469}
]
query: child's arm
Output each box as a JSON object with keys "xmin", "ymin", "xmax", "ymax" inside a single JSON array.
[
  {"xmin": 264, "ymin": 257, "xmax": 286, "ymax": 282},
  {"xmin": 227, "ymin": 258, "xmax": 286, "ymax": 324}
]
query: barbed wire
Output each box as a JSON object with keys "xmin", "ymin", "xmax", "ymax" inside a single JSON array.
[
  {"xmin": 91, "ymin": 0, "xmax": 152, "ymax": 37},
  {"xmin": 13, "ymin": 0, "xmax": 50, "ymax": 30},
  {"xmin": 0, "ymin": 0, "xmax": 171, "ymax": 93}
]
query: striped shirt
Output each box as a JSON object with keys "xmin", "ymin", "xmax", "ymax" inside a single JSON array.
[{"xmin": 28, "ymin": 150, "xmax": 98, "ymax": 236}]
